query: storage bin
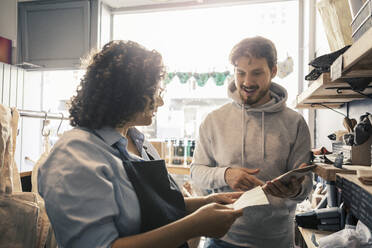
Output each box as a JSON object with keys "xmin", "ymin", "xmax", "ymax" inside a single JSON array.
[
  {"xmin": 332, "ymin": 136, "xmax": 372, "ymax": 166},
  {"xmin": 351, "ymin": 0, "xmax": 372, "ymax": 41}
]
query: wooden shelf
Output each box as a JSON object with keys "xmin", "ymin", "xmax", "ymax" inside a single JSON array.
[
  {"xmin": 337, "ymin": 173, "xmax": 372, "ymax": 195},
  {"xmin": 333, "ymin": 27, "xmax": 372, "ymax": 79},
  {"xmin": 298, "ymin": 227, "xmax": 332, "ymax": 248},
  {"xmin": 166, "ymin": 165, "xmax": 190, "ymax": 175},
  {"xmin": 313, "ymin": 163, "xmax": 372, "ymax": 181},
  {"xmin": 295, "ymin": 27, "xmax": 372, "ymax": 109},
  {"xmin": 295, "ymin": 73, "xmax": 367, "ymax": 109}
]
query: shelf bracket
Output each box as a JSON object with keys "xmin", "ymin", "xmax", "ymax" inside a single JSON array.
[{"xmin": 310, "ymin": 103, "xmax": 347, "ymax": 117}]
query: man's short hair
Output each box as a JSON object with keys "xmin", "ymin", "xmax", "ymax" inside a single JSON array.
[{"xmin": 229, "ymin": 36, "xmax": 277, "ymax": 70}]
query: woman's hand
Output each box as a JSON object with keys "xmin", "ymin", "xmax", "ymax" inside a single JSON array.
[
  {"xmin": 185, "ymin": 192, "xmax": 242, "ymax": 213},
  {"xmin": 112, "ymin": 203, "xmax": 243, "ymax": 248},
  {"xmin": 190, "ymin": 203, "xmax": 243, "ymax": 238},
  {"xmin": 205, "ymin": 192, "xmax": 243, "ymax": 205}
]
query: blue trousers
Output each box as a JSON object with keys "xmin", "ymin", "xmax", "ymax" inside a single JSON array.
[{"xmin": 203, "ymin": 238, "xmax": 249, "ymax": 248}]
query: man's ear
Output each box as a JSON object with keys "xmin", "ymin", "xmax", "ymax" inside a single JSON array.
[{"xmin": 271, "ymin": 65, "xmax": 278, "ymax": 78}]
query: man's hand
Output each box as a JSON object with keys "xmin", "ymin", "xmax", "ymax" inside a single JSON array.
[
  {"xmin": 262, "ymin": 163, "xmax": 308, "ymax": 198},
  {"xmin": 262, "ymin": 176, "xmax": 304, "ymax": 198},
  {"xmin": 224, "ymin": 167, "xmax": 264, "ymax": 191}
]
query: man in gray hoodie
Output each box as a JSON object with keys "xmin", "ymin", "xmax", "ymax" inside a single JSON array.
[{"xmin": 190, "ymin": 36, "xmax": 313, "ymax": 248}]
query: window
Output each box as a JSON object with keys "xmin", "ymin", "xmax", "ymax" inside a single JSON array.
[
  {"xmin": 19, "ymin": 70, "xmax": 82, "ymax": 172},
  {"xmin": 113, "ymin": 1, "xmax": 299, "ymax": 139},
  {"xmin": 18, "ymin": 1, "xmax": 303, "ymax": 172}
]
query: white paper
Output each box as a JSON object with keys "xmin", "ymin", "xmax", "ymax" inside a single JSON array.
[{"xmin": 230, "ymin": 186, "xmax": 269, "ymax": 210}]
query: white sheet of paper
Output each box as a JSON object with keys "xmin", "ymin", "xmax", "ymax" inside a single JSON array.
[{"xmin": 231, "ymin": 186, "xmax": 269, "ymax": 210}]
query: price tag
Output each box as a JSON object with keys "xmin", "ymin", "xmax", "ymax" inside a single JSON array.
[{"xmin": 331, "ymin": 55, "xmax": 343, "ymax": 81}]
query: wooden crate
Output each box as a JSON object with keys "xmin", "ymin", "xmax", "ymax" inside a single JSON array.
[
  {"xmin": 150, "ymin": 140, "xmax": 167, "ymax": 159},
  {"xmin": 317, "ymin": 0, "xmax": 353, "ymax": 51}
]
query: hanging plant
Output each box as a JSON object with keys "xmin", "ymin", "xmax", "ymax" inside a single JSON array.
[
  {"xmin": 164, "ymin": 72, "xmax": 176, "ymax": 84},
  {"xmin": 211, "ymin": 71, "xmax": 230, "ymax": 86},
  {"xmin": 176, "ymin": 72, "xmax": 192, "ymax": 84},
  {"xmin": 193, "ymin": 73, "xmax": 209, "ymax": 87}
]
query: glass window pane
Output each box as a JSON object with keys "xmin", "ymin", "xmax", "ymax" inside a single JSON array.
[
  {"xmin": 19, "ymin": 70, "xmax": 82, "ymax": 171},
  {"xmin": 113, "ymin": 1, "xmax": 299, "ymax": 139}
]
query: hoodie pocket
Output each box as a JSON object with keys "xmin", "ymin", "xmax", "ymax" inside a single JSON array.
[{"xmin": 237, "ymin": 197, "xmax": 291, "ymax": 238}]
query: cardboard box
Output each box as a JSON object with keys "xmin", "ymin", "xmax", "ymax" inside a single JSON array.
[
  {"xmin": 333, "ymin": 136, "xmax": 372, "ymax": 165},
  {"xmin": 150, "ymin": 140, "xmax": 167, "ymax": 159},
  {"xmin": 352, "ymin": 135, "xmax": 372, "ymax": 165},
  {"xmin": 317, "ymin": 0, "xmax": 353, "ymax": 51}
]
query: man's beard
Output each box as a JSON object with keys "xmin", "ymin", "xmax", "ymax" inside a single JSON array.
[{"xmin": 240, "ymin": 87, "xmax": 269, "ymax": 106}]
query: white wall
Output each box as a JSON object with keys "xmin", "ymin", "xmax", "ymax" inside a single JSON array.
[{"xmin": 0, "ymin": 0, "xmax": 17, "ymax": 45}]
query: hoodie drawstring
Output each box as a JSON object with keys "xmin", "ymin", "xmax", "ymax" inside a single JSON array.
[
  {"xmin": 241, "ymin": 104, "xmax": 245, "ymax": 166},
  {"xmin": 261, "ymin": 112, "xmax": 265, "ymax": 161},
  {"xmin": 241, "ymin": 104, "xmax": 265, "ymax": 164},
  {"xmin": 242, "ymin": 106, "xmax": 265, "ymax": 164}
]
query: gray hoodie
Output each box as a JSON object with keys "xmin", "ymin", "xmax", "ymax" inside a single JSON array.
[{"xmin": 190, "ymin": 80, "xmax": 312, "ymax": 248}]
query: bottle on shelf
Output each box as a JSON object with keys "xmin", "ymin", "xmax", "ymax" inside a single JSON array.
[
  {"xmin": 190, "ymin": 140, "xmax": 195, "ymax": 157},
  {"xmin": 185, "ymin": 139, "xmax": 191, "ymax": 165},
  {"xmin": 185, "ymin": 139, "xmax": 195, "ymax": 165},
  {"xmin": 172, "ymin": 139, "xmax": 185, "ymax": 165}
]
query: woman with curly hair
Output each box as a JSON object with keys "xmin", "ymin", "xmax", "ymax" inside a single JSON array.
[{"xmin": 37, "ymin": 40, "xmax": 243, "ymax": 248}]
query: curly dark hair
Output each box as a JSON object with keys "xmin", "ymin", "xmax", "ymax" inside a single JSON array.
[
  {"xmin": 229, "ymin": 36, "xmax": 277, "ymax": 70},
  {"xmin": 69, "ymin": 40, "xmax": 166, "ymax": 129}
]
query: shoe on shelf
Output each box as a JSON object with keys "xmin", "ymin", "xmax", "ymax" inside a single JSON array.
[
  {"xmin": 305, "ymin": 68, "xmax": 323, "ymax": 81},
  {"xmin": 309, "ymin": 45, "xmax": 351, "ymax": 69}
]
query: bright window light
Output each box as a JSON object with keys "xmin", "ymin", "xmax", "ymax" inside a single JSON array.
[{"xmin": 112, "ymin": 1, "xmax": 299, "ymax": 139}]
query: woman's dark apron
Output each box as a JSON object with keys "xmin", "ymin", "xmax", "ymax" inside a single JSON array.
[{"xmin": 93, "ymin": 130, "xmax": 189, "ymax": 248}]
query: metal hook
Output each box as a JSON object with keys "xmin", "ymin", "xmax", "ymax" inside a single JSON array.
[
  {"xmin": 41, "ymin": 111, "xmax": 50, "ymax": 137},
  {"xmin": 57, "ymin": 113, "xmax": 64, "ymax": 136}
]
